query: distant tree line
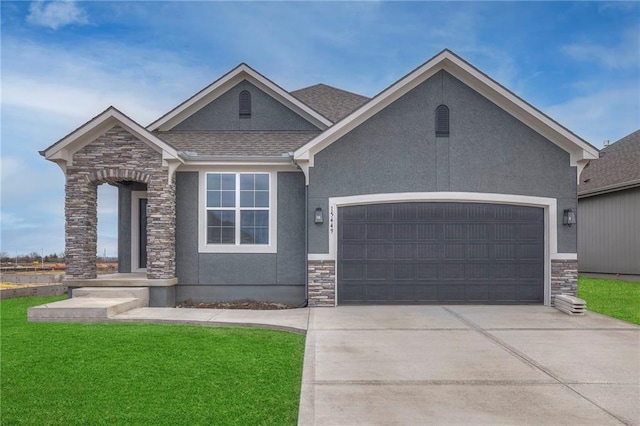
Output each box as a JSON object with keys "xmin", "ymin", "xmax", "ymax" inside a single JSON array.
[{"xmin": 0, "ymin": 251, "xmax": 66, "ymax": 264}]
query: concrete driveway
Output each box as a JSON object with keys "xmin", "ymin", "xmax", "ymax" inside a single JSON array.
[{"xmin": 298, "ymin": 306, "xmax": 639, "ymax": 425}]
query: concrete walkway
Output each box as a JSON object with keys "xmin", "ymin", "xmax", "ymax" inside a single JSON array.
[
  {"xmin": 111, "ymin": 306, "xmax": 309, "ymax": 333},
  {"xmin": 298, "ymin": 306, "xmax": 640, "ymax": 425}
]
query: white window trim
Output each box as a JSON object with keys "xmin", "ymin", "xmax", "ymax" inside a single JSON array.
[
  {"xmin": 131, "ymin": 190, "xmax": 147, "ymax": 273},
  {"xmin": 313, "ymin": 192, "xmax": 568, "ymax": 307},
  {"xmin": 198, "ymin": 170, "xmax": 277, "ymax": 253}
]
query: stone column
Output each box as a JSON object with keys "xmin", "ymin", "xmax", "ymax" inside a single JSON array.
[
  {"xmin": 308, "ymin": 260, "xmax": 336, "ymax": 306},
  {"xmin": 64, "ymin": 176, "xmax": 97, "ymax": 279},
  {"xmin": 551, "ymin": 259, "xmax": 578, "ymax": 304},
  {"xmin": 146, "ymin": 172, "xmax": 176, "ymax": 279}
]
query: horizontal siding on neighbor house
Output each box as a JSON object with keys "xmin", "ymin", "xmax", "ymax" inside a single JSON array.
[{"xmin": 578, "ymin": 187, "xmax": 640, "ymax": 274}]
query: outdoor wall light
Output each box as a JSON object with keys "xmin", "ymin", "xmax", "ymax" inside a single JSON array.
[
  {"xmin": 314, "ymin": 208, "xmax": 324, "ymax": 224},
  {"xmin": 563, "ymin": 209, "xmax": 576, "ymax": 227}
]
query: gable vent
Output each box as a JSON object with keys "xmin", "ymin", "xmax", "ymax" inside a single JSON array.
[
  {"xmin": 435, "ymin": 104, "xmax": 450, "ymax": 137},
  {"xmin": 239, "ymin": 90, "xmax": 251, "ymax": 118}
]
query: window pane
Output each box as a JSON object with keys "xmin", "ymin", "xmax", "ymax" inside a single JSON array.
[
  {"xmin": 207, "ymin": 210, "xmax": 236, "ymax": 245},
  {"xmin": 221, "ymin": 191, "xmax": 235, "ymax": 207},
  {"xmin": 240, "ymin": 174, "xmax": 254, "ymax": 190},
  {"xmin": 207, "ymin": 227, "xmax": 221, "ymax": 244},
  {"xmin": 221, "ymin": 174, "xmax": 235, "ymax": 190},
  {"xmin": 207, "ymin": 191, "xmax": 221, "ymax": 208},
  {"xmin": 221, "ymin": 228, "xmax": 235, "ymax": 244},
  {"xmin": 240, "ymin": 228, "xmax": 254, "ymax": 244},
  {"xmin": 241, "ymin": 211, "xmax": 254, "ymax": 227},
  {"xmin": 255, "ymin": 191, "xmax": 269, "ymax": 207},
  {"xmin": 207, "ymin": 174, "xmax": 221, "ymax": 190},
  {"xmin": 254, "ymin": 227, "xmax": 269, "ymax": 244},
  {"xmin": 240, "ymin": 191, "xmax": 254, "ymax": 207},
  {"xmin": 220, "ymin": 210, "xmax": 235, "ymax": 225},
  {"xmin": 255, "ymin": 211, "xmax": 269, "ymax": 227},
  {"xmin": 255, "ymin": 174, "xmax": 269, "ymax": 191}
]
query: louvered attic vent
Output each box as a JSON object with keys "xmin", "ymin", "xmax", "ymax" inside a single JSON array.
[
  {"xmin": 239, "ymin": 90, "xmax": 251, "ymax": 118},
  {"xmin": 435, "ymin": 104, "xmax": 450, "ymax": 136}
]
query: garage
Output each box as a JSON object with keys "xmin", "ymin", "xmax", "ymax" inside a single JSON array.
[{"xmin": 338, "ymin": 202, "xmax": 544, "ymax": 304}]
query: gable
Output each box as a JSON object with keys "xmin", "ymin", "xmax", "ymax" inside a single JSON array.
[
  {"xmin": 309, "ymin": 69, "xmax": 575, "ymax": 199},
  {"xmin": 148, "ymin": 63, "xmax": 331, "ymax": 132},
  {"xmin": 171, "ymin": 80, "xmax": 320, "ymax": 131},
  {"xmin": 294, "ymin": 49, "xmax": 599, "ymax": 177}
]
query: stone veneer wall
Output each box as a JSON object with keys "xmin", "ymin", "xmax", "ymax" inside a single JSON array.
[
  {"xmin": 550, "ymin": 259, "xmax": 578, "ymax": 303},
  {"xmin": 65, "ymin": 126, "xmax": 175, "ymax": 280},
  {"xmin": 308, "ymin": 260, "xmax": 335, "ymax": 306}
]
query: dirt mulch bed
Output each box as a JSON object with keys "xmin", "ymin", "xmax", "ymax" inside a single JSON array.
[{"xmin": 176, "ymin": 300, "xmax": 296, "ymax": 310}]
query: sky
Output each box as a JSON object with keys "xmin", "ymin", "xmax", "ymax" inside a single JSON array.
[{"xmin": 1, "ymin": 1, "xmax": 639, "ymax": 258}]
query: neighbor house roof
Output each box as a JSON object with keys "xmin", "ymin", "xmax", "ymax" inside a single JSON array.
[
  {"xmin": 291, "ymin": 84, "xmax": 370, "ymax": 123},
  {"xmin": 155, "ymin": 130, "xmax": 320, "ymax": 158},
  {"xmin": 578, "ymin": 129, "xmax": 640, "ymax": 197}
]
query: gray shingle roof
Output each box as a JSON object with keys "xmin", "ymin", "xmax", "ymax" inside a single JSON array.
[
  {"xmin": 154, "ymin": 131, "xmax": 320, "ymax": 157},
  {"xmin": 578, "ymin": 129, "xmax": 640, "ymax": 196},
  {"xmin": 291, "ymin": 84, "xmax": 369, "ymax": 123}
]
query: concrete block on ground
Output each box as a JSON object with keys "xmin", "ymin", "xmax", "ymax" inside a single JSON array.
[{"xmin": 72, "ymin": 287, "xmax": 149, "ymax": 306}]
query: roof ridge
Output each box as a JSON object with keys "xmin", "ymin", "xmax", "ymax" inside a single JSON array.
[{"xmin": 291, "ymin": 83, "xmax": 369, "ymax": 99}]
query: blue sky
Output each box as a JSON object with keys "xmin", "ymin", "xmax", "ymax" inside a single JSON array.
[{"xmin": 1, "ymin": 1, "xmax": 639, "ymax": 257}]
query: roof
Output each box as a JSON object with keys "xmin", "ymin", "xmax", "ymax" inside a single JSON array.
[
  {"xmin": 147, "ymin": 63, "xmax": 332, "ymax": 132},
  {"xmin": 155, "ymin": 131, "xmax": 320, "ymax": 157},
  {"xmin": 578, "ymin": 129, "xmax": 640, "ymax": 197},
  {"xmin": 294, "ymin": 49, "xmax": 600, "ymax": 172},
  {"xmin": 291, "ymin": 84, "xmax": 369, "ymax": 123}
]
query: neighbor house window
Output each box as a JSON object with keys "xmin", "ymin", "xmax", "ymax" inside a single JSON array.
[
  {"xmin": 206, "ymin": 173, "xmax": 269, "ymax": 245},
  {"xmin": 435, "ymin": 104, "xmax": 450, "ymax": 136},
  {"xmin": 239, "ymin": 90, "xmax": 251, "ymax": 118}
]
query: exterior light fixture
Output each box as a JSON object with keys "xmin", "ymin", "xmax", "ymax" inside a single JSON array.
[
  {"xmin": 314, "ymin": 208, "xmax": 324, "ymax": 224},
  {"xmin": 563, "ymin": 209, "xmax": 576, "ymax": 227}
]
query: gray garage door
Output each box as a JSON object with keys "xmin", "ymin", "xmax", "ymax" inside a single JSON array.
[{"xmin": 338, "ymin": 203, "xmax": 544, "ymax": 304}]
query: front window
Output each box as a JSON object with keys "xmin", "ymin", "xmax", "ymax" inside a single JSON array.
[{"xmin": 206, "ymin": 173, "xmax": 270, "ymax": 245}]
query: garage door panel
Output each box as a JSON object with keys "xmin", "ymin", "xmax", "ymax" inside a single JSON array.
[
  {"xmin": 416, "ymin": 263, "xmax": 438, "ymax": 279},
  {"xmin": 338, "ymin": 203, "xmax": 544, "ymax": 304},
  {"xmin": 366, "ymin": 263, "xmax": 389, "ymax": 280},
  {"xmin": 417, "ymin": 223, "xmax": 442, "ymax": 240},
  {"xmin": 342, "ymin": 223, "xmax": 366, "ymax": 240},
  {"xmin": 367, "ymin": 223, "xmax": 392, "ymax": 240},
  {"xmin": 393, "ymin": 263, "xmax": 415, "ymax": 280},
  {"xmin": 393, "ymin": 223, "xmax": 417, "ymax": 240},
  {"xmin": 342, "ymin": 242, "xmax": 365, "ymax": 260}
]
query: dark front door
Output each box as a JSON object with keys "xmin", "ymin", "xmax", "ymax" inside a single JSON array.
[
  {"xmin": 139, "ymin": 198, "xmax": 147, "ymax": 269},
  {"xmin": 338, "ymin": 202, "xmax": 544, "ymax": 305}
]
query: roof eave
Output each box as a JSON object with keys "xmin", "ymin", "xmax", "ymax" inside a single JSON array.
[{"xmin": 578, "ymin": 179, "xmax": 640, "ymax": 198}]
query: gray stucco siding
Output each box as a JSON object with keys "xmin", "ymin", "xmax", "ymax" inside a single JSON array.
[
  {"xmin": 172, "ymin": 80, "xmax": 319, "ymax": 131},
  {"xmin": 308, "ymin": 70, "xmax": 577, "ymax": 253},
  {"xmin": 174, "ymin": 170, "xmax": 306, "ymax": 303}
]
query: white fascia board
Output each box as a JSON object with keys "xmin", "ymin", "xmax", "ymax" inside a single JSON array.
[
  {"xmin": 44, "ymin": 107, "xmax": 181, "ymax": 168},
  {"xmin": 294, "ymin": 50, "xmax": 599, "ymax": 166},
  {"xmin": 148, "ymin": 64, "xmax": 331, "ymax": 132}
]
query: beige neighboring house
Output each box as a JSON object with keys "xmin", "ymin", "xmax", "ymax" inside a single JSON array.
[{"xmin": 578, "ymin": 129, "xmax": 640, "ymax": 275}]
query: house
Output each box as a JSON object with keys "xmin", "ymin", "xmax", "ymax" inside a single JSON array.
[
  {"xmin": 578, "ymin": 130, "xmax": 640, "ymax": 275},
  {"xmin": 41, "ymin": 49, "xmax": 599, "ymax": 307}
]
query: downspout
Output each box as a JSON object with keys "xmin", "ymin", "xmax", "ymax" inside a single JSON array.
[{"xmin": 288, "ymin": 152, "xmax": 309, "ymax": 308}]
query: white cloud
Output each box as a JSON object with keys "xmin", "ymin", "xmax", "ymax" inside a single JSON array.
[{"xmin": 27, "ymin": 0, "xmax": 89, "ymax": 30}]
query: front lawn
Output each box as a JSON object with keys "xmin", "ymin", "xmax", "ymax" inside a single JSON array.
[
  {"xmin": 578, "ymin": 277, "xmax": 640, "ymax": 325},
  {"xmin": 1, "ymin": 296, "xmax": 305, "ymax": 425}
]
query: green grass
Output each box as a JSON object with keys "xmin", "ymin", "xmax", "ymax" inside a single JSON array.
[
  {"xmin": 578, "ymin": 277, "xmax": 640, "ymax": 325},
  {"xmin": 1, "ymin": 296, "xmax": 305, "ymax": 425}
]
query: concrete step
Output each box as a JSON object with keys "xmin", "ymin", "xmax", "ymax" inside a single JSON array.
[
  {"xmin": 28, "ymin": 287, "xmax": 150, "ymax": 322},
  {"xmin": 72, "ymin": 287, "xmax": 149, "ymax": 305}
]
